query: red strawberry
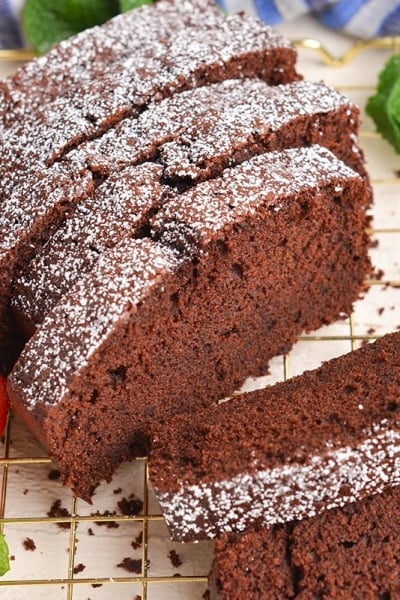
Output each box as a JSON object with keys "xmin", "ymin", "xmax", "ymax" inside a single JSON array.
[{"xmin": 0, "ymin": 376, "xmax": 9, "ymax": 436}]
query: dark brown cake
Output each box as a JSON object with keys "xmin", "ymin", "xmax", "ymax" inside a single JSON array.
[
  {"xmin": 8, "ymin": 145, "xmax": 371, "ymax": 500},
  {"xmin": 208, "ymin": 485, "xmax": 400, "ymax": 599},
  {"xmin": 0, "ymin": 0, "xmax": 299, "ymax": 174},
  {"xmin": 0, "ymin": 164, "xmax": 94, "ymax": 372},
  {"xmin": 11, "ymin": 78, "xmax": 366, "ymax": 335},
  {"xmin": 12, "ymin": 163, "xmax": 168, "ymax": 337},
  {"xmin": 0, "ymin": 0, "xmax": 300, "ymax": 374},
  {"xmin": 66, "ymin": 78, "xmax": 365, "ymax": 181},
  {"xmin": 148, "ymin": 332, "xmax": 400, "ymax": 542}
]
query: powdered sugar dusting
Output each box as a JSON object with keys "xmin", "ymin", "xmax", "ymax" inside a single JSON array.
[
  {"xmin": 153, "ymin": 145, "xmax": 362, "ymax": 248},
  {"xmin": 154, "ymin": 421, "xmax": 400, "ymax": 541},
  {"xmin": 0, "ymin": 0, "xmax": 296, "ymax": 146},
  {"xmin": 0, "ymin": 163, "xmax": 93, "ymax": 256},
  {"xmin": 71, "ymin": 79, "xmax": 358, "ymax": 180},
  {"xmin": 10, "ymin": 238, "xmax": 181, "ymax": 409},
  {"xmin": 0, "ymin": 0, "xmax": 226, "ymax": 127},
  {"xmin": 12, "ymin": 163, "xmax": 167, "ymax": 325}
]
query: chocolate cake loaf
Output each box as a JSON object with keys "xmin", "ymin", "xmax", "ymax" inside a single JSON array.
[
  {"xmin": 8, "ymin": 145, "xmax": 371, "ymax": 499},
  {"xmin": 11, "ymin": 78, "xmax": 366, "ymax": 335},
  {"xmin": 208, "ymin": 485, "xmax": 400, "ymax": 599},
  {"xmin": 0, "ymin": 0, "xmax": 300, "ymax": 374},
  {"xmin": 148, "ymin": 332, "xmax": 400, "ymax": 542}
]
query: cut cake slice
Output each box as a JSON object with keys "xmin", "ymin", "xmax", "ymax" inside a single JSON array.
[
  {"xmin": 148, "ymin": 332, "xmax": 400, "ymax": 542},
  {"xmin": 0, "ymin": 0, "xmax": 299, "ymax": 130}
]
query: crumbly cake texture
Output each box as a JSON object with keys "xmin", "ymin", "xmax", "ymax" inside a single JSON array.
[
  {"xmin": 8, "ymin": 146, "xmax": 371, "ymax": 499},
  {"xmin": 0, "ymin": 0, "xmax": 300, "ymax": 374},
  {"xmin": 208, "ymin": 486, "xmax": 400, "ymax": 599},
  {"xmin": 148, "ymin": 331, "xmax": 400, "ymax": 542},
  {"xmin": 11, "ymin": 78, "xmax": 366, "ymax": 335}
]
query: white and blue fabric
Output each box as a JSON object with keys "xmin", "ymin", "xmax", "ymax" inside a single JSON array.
[
  {"xmin": 217, "ymin": 0, "xmax": 400, "ymax": 39},
  {"xmin": 0, "ymin": 0, "xmax": 24, "ymax": 48}
]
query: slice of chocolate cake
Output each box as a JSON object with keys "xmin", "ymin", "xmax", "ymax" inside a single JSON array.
[
  {"xmin": 148, "ymin": 332, "xmax": 400, "ymax": 542},
  {"xmin": 0, "ymin": 0, "xmax": 224, "ymax": 126},
  {"xmin": 208, "ymin": 485, "xmax": 400, "ymax": 599},
  {"xmin": 68, "ymin": 78, "xmax": 365, "ymax": 180},
  {"xmin": 8, "ymin": 146, "xmax": 371, "ymax": 499},
  {"xmin": 1, "ymin": 1, "xmax": 297, "ymax": 166},
  {"xmin": 1, "ymin": 0, "xmax": 299, "ymax": 130},
  {"xmin": 11, "ymin": 79, "xmax": 367, "ymax": 336}
]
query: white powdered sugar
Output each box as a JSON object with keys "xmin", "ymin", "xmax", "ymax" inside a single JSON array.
[
  {"xmin": 12, "ymin": 163, "xmax": 166, "ymax": 325},
  {"xmin": 155, "ymin": 421, "xmax": 400, "ymax": 540},
  {"xmin": 153, "ymin": 145, "xmax": 362, "ymax": 247},
  {"xmin": 70, "ymin": 78, "xmax": 358, "ymax": 180},
  {"xmin": 11, "ymin": 238, "xmax": 181, "ymax": 409}
]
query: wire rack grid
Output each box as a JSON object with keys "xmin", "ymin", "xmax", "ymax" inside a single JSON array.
[{"xmin": 1, "ymin": 30, "xmax": 400, "ymax": 600}]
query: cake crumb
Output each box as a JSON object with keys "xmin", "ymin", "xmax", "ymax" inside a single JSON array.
[
  {"xmin": 371, "ymin": 267, "xmax": 384, "ymax": 280},
  {"xmin": 168, "ymin": 549, "xmax": 183, "ymax": 568},
  {"xmin": 23, "ymin": 537, "xmax": 36, "ymax": 551},
  {"xmin": 87, "ymin": 527, "xmax": 95, "ymax": 536},
  {"xmin": 92, "ymin": 509, "xmax": 119, "ymax": 529},
  {"xmin": 47, "ymin": 499, "xmax": 71, "ymax": 529},
  {"xmin": 48, "ymin": 469, "xmax": 61, "ymax": 480},
  {"xmin": 118, "ymin": 494, "xmax": 143, "ymax": 516},
  {"xmin": 73, "ymin": 563, "xmax": 86, "ymax": 574},
  {"xmin": 117, "ymin": 557, "xmax": 143, "ymax": 573},
  {"xmin": 131, "ymin": 531, "xmax": 143, "ymax": 550},
  {"xmin": 91, "ymin": 583, "xmax": 103, "ymax": 588},
  {"xmin": 113, "ymin": 487, "xmax": 122, "ymax": 494}
]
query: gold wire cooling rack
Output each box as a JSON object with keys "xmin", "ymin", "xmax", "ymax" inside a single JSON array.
[{"xmin": 1, "ymin": 36, "xmax": 400, "ymax": 600}]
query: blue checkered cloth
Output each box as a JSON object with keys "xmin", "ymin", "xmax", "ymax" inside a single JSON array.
[
  {"xmin": 1, "ymin": 0, "xmax": 400, "ymax": 49},
  {"xmin": 217, "ymin": 0, "xmax": 400, "ymax": 39}
]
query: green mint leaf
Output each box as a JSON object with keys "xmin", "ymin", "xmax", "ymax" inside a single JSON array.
[
  {"xmin": 366, "ymin": 54, "xmax": 400, "ymax": 153},
  {"xmin": 0, "ymin": 533, "xmax": 10, "ymax": 577},
  {"xmin": 22, "ymin": 0, "xmax": 120, "ymax": 54},
  {"xmin": 119, "ymin": 0, "xmax": 155, "ymax": 12}
]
